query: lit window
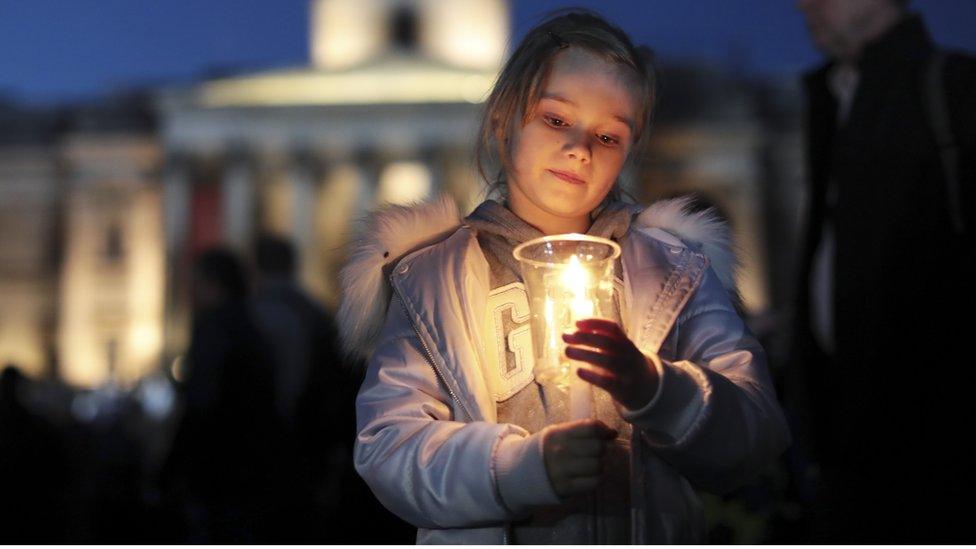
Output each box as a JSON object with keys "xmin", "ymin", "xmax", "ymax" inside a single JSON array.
[{"xmin": 377, "ymin": 161, "xmax": 432, "ymax": 206}]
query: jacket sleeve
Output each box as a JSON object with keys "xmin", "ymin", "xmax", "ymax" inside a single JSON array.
[
  {"xmin": 620, "ymin": 266, "xmax": 792, "ymax": 495},
  {"xmin": 354, "ymin": 295, "xmax": 559, "ymax": 529}
]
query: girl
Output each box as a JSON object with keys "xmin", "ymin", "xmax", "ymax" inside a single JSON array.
[{"xmin": 339, "ymin": 11, "xmax": 790, "ymax": 544}]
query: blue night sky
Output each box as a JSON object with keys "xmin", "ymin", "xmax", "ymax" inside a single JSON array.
[{"xmin": 1, "ymin": 0, "xmax": 974, "ymax": 105}]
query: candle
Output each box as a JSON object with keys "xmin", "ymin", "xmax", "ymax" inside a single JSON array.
[
  {"xmin": 512, "ymin": 234, "xmax": 620, "ymax": 421},
  {"xmin": 568, "ymin": 370, "xmax": 593, "ymax": 420},
  {"xmin": 562, "ymin": 255, "xmax": 594, "ymax": 420}
]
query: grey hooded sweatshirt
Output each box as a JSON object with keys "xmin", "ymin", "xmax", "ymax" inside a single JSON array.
[{"xmin": 464, "ymin": 199, "xmax": 639, "ymax": 544}]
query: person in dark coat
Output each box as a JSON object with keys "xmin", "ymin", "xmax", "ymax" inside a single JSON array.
[
  {"xmin": 249, "ymin": 234, "xmax": 414, "ymax": 544},
  {"xmin": 0, "ymin": 366, "xmax": 69, "ymax": 543},
  {"xmin": 162, "ymin": 248, "xmax": 290, "ymax": 543},
  {"xmin": 791, "ymin": 0, "xmax": 976, "ymax": 542},
  {"xmin": 249, "ymin": 235, "xmax": 346, "ymax": 540}
]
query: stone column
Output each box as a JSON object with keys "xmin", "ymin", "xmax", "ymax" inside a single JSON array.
[
  {"xmin": 315, "ymin": 160, "xmax": 371, "ymax": 307},
  {"xmin": 162, "ymin": 155, "xmax": 191, "ymax": 256},
  {"xmin": 358, "ymin": 157, "xmax": 379, "ymax": 213},
  {"xmin": 422, "ymin": 147, "xmax": 443, "ymax": 197},
  {"xmin": 287, "ymin": 154, "xmax": 325, "ymax": 300},
  {"xmin": 161, "ymin": 154, "xmax": 192, "ymax": 366},
  {"xmin": 221, "ymin": 151, "xmax": 255, "ymax": 253}
]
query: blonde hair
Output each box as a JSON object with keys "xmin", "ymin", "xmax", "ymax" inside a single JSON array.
[{"xmin": 476, "ymin": 10, "xmax": 656, "ymax": 199}]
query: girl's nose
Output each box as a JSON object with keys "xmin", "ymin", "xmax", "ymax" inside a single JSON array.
[{"xmin": 563, "ymin": 131, "xmax": 591, "ymax": 163}]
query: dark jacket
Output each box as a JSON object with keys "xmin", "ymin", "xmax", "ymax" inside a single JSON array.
[{"xmin": 793, "ymin": 12, "xmax": 976, "ymax": 493}]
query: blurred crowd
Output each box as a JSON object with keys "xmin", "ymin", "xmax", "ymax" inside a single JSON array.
[{"xmin": 0, "ymin": 235, "xmax": 414, "ymax": 544}]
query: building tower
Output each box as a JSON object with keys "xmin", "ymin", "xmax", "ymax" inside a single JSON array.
[{"xmin": 156, "ymin": 0, "xmax": 510, "ymax": 364}]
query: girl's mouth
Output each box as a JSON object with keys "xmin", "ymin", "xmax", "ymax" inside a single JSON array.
[{"xmin": 548, "ymin": 169, "xmax": 586, "ymax": 185}]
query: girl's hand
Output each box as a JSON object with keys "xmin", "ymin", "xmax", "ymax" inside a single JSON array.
[
  {"xmin": 562, "ymin": 318, "xmax": 660, "ymax": 411},
  {"xmin": 542, "ymin": 419, "xmax": 618, "ymax": 498}
]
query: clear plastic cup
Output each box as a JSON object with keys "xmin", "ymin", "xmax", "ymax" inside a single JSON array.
[{"xmin": 513, "ymin": 234, "xmax": 621, "ymax": 393}]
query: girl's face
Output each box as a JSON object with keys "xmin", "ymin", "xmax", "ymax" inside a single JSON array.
[{"xmin": 507, "ymin": 47, "xmax": 640, "ymax": 234}]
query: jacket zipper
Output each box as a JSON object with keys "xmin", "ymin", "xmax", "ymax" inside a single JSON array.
[
  {"xmin": 392, "ymin": 282, "xmax": 473, "ymax": 422},
  {"xmin": 392, "ymin": 274, "xmax": 507, "ymax": 543}
]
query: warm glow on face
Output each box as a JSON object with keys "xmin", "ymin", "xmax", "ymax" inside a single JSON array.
[{"xmin": 507, "ymin": 49, "xmax": 639, "ymax": 233}]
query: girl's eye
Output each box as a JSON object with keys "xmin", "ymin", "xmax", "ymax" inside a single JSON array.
[
  {"xmin": 543, "ymin": 115, "xmax": 568, "ymax": 128},
  {"xmin": 598, "ymin": 134, "xmax": 620, "ymax": 147}
]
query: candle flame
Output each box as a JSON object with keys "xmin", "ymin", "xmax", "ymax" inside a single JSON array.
[{"xmin": 562, "ymin": 255, "xmax": 594, "ymax": 320}]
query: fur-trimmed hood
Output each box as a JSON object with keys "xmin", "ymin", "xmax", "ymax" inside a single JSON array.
[{"xmin": 338, "ymin": 195, "xmax": 738, "ymax": 358}]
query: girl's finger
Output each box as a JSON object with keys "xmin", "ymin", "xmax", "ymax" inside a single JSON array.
[
  {"xmin": 568, "ymin": 437, "xmax": 607, "ymax": 457},
  {"xmin": 565, "ymin": 346, "xmax": 615, "ymax": 369},
  {"xmin": 564, "ymin": 457, "xmax": 601, "ymax": 477},
  {"xmin": 575, "ymin": 318, "xmax": 626, "ymax": 338},
  {"xmin": 575, "ymin": 364, "xmax": 619, "ymax": 393},
  {"xmin": 562, "ymin": 331, "xmax": 628, "ymax": 355},
  {"xmin": 565, "ymin": 419, "xmax": 617, "ymax": 440}
]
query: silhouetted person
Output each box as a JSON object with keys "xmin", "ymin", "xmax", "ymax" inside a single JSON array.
[
  {"xmin": 162, "ymin": 248, "xmax": 292, "ymax": 543},
  {"xmin": 0, "ymin": 365, "xmax": 69, "ymax": 543},
  {"xmin": 791, "ymin": 0, "xmax": 976, "ymax": 542},
  {"xmin": 249, "ymin": 234, "xmax": 341, "ymax": 540},
  {"xmin": 249, "ymin": 234, "xmax": 413, "ymax": 543},
  {"xmin": 251, "ymin": 235, "xmax": 339, "ymax": 430}
]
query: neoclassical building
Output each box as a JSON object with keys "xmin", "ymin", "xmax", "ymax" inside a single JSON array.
[
  {"xmin": 0, "ymin": 100, "xmax": 165, "ymax": 388},
  {"xmin": 155, "ymin": 0, "xmax": 510, "ymax": 362},
  {"xmin": 0, "ymin": 0, "xmax": 804, "ymax": 389}
]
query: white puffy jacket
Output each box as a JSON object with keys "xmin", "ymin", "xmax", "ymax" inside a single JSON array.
[{"xmin": 339, "ymin": 197, "xmax": 791, "ymax": 544}]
